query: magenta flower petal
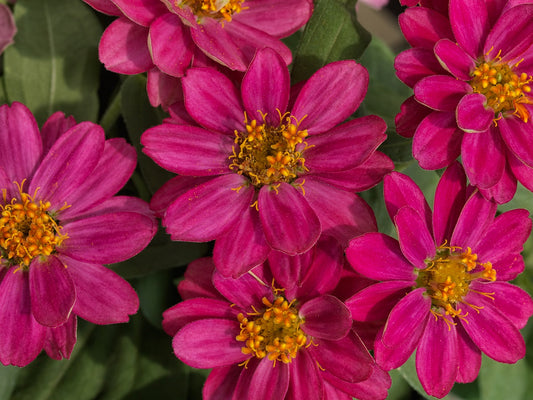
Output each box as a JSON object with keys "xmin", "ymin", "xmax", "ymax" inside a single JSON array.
[
  {"xmin": 302, "ymin": 178, "xmax": 377, "ymax": 246},
  {"xmin": 395, "ymin": 47, "xmax": 447, "ymax": 87},
  {"xmin": 457, "ymin": 93, "xmax": 495, "ymax": 133},
  {"xmin": 173, "ymin": 318, "xmax": 247, "ymax": 368},
  {"xmin": 479, "ymin": 281, "xmax": 533, "ymax": 329},
  {"xmin": 142, "ymin": 124, "xmax": 233, "ymax": 176},
  {"xmin": 213, "ymin": 206, "xmax": 270, "ymax": 278},
  {"xmin": 375, "ymin": 288, "xmax": 431, "ymax": 370},
  {"xmin": 323, "ymin": 364, "xmax": 391, "ymax": 400},
  {"xmin": 450, "ymin": 191, "xmax": 497, "ymax": 248},
  {"xmin": 146, "ymin": 67, "xmax": 182, "ymax": 108},
  {"xmin": 416, "ymin": 315, "xmax": 458, "ymax": 398},
  {"xmin": 499, "ymin": 114, "xmax": 533, "ymax": 168},
  {"xmin": 258, "ymin": 183, "xmax": 320, "ymax": 255},
  {"xmin": 164, "ymin": 174, "xmax": 253, "ymax": 242},
  {"xmin": 99, "ymin": 18, "xmax": 153, "ymax": 74},
  {"xmin": 162, "ymin": 298, "xmax": 238, "ymax": 336},
  {"xmin": 305, "ymin": 115, "xmax": 387, "ymax": 172},
  {"xmin": 399, "ymin": 7, "xmax": 454, "ymax": 48},
  {"xmin": 0, "ymin": 102, "xmax": 43, "ymax": 182},
  {"xmin": 150, "ymin": 175, "xmax": 211, "ymax": 216},
  {"xmin": 396, "ymin": 207, "xmax": 436, "ymax": 269},
  {"xmin": 178, "ymin": 257, "xmax": 220, "ymax": 301},
  {"xmin": 395, "ymin": 95, "xmax": 432, "ymax": 138},
  {"xmin": 0, "ymin": 271, "xmax": 46, "ymax": 367},
  {"xmin": 43, "ymin": 315, "xmax": 77, "ymax": 360},
  {"xmin": 292, "ymin": 61, "xmax": 368, "ymax": 134},
  {"xmin": 0, "ymin": 4, "xmax": 16, "ymax": 54},
  {"xmin": 413, "ymin": 110, "xmax": 463, "ymax": 169},
  {"xmin": 449, "ymin": 0, "xmax": 490, "ymax": 58},
  {"xmin": 456, "ymin": 323, "xmax": 481, "ymax": 383},
  {"xmin": 112, "ymin": 0, "xmax": 166, "ymax": 26},
  {"xmin": 29, "ymin": 122, "xmax": 104, "ymax": 209},
  {"xmin": 474, "ymin": 209, "xmax": 532, "ymax": 264},
  {"xmin": 299, "ymin": 295, "xmax": 351, "ymax": 340},
  {"xmin": 346, "ymin": 281, "xmax": 414, "ymax": 322},
  {"xmin": 248, "ymin": 357, "xmax": 290, "ymax": 400},
  {"xmin": 40, "ymin": 111, "xmax": 76, "ymax": 155},
  {"xmin": 62, "ymin": 255, "xmax": 139, "ymax": 324},
  {"xmin": 241, "ymin": 48, "xmax": 290, "ymax": 125},
  {"xmin": 182, "ymin": 67, "xmax": 244, "ymax": 134},
  {"xmin": 384, "ymin": 171, "xmax": 432, "ymax": 228},
  {"xmin": 83, "ymin": 0, "xmax": 121, "ymax": 15},
  {"xmin": 203, "ymin": 365, "xmax": 242, "ymax": 400},
  {"xmin": 189, "ymin": 19, "xmax": 247, "ymax": 71},
  {"xmin": 29, "ymin": 256, "xmax": 76, "ymax": 327},
  {"xmin": 433, "ymin": 162, "xmax": 467, "ymax": 245},
  {"xmin": 478, "ymin": 163, "xmax": 517, "ymax": 204},
  {"xmin": 484, "ymin": 4, "xmax": 533, "ymax": 61},
  {"xmin": 460, "ymin": 294, "xmax": 525, "ymax": 363},
  {"xmin": 492, "ymin": 253, "xmax": 525, "ymax": 281},
  {"xmin": 347, "ymin": 233, "xmax": 416, "ymax": 281},
  {"xmin": 234, "ymin": 0, "xmax": 313, "ymax": 38},
  {"xmin": 286, "ymin": 349, "xmax": 323, "ymax": 400},
  {"xmin": 434, "ymin": 38, "xmax": 475, "ymax": 80},
  {"xmin": 310, "ymin": 332, "xmax": 374, "ymax": 383},
  {"xmin": 414, "ymin": 75, "xmax": 471, "ymax": 111},
  {"xmin": 149, "ymin": 13, "xmax": 194, "ymax": 77},
  {"xmin": 61, "ymin": 212, "xmax": 156, "ymax": 264},
  {"xmin": 212, "ymin": 269, "xmax": 272, "ymax": 313}
]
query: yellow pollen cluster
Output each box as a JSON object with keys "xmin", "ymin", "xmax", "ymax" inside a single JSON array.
[
  {"xmin": 236, "ymin": 296, "xmax": 308, "ymax": 366},
  {"xmin": 470, "ymin": 55, "xmax": 532, "ymax": 123},
  {"xmin": 229, "ymin": 112, "xmax": 310, "ymax": 187},
  {"xmin": 417, "ymin": 244, "xmax": 496, "ymax": 322},
  {"xmin": 181, "ymin": 0, "xmax": 244, "ymax": 22},
  {"xmin": 0, "ymin": 188, "xmax": 67, "ymax": 269}
]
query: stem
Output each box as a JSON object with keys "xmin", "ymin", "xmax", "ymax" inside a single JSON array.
[
  {"xmin": 99, "ymin": 91, "xmax": 122, "ymax": 136},
  {"xmin": 130, "ymin": 171, "xmax": 151, "ymax": 202}
]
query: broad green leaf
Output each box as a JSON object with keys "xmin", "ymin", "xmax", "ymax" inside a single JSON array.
[
  {"xmin": 120, "ymin": 74, "xmax": 172, "ymax": 195},
  {"xmin": 291, "ymin": 0, "xmax": 370, "ymax": 82},
  {"xmin": 387, "ymin": 369, "xmax": 414, "ymax": 400},
  {"xmin": 478, "ymin": 355, "xmax": 528, "ymax": 400},
  {"xmin": 3, "ymin": 0, "xmax": 101, "ymax": 125},
  {"xmin": 0, "ymin": 365, "xmax": 20, "ymax": 399},
  {"xmin": 0, "ymin": 76, "xmax": 6, "ymax": 104}
]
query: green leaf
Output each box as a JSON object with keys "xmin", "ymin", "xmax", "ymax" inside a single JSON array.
[
  {"xmin": 291, "ymin": 0, "xmax": 370, "ymax": 82},
  {"xmin": 120, "ymin": 74, "xmax": 173, "ymax": 195},
  {"xmin": 0, "ymin": 365, "xmax": 20, "ymax": 399},
  {"xmin": 478, "ymin": 355, "xmax": 528, "ymax": 400},
  {"xmin": 3, "ymin": 0, "xmax": 102, "ymax": 125}
]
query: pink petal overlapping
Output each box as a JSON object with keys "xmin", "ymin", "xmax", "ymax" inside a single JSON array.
[
  {"xmin": 142, "ymin": 47, "xmax": 392, "ymax": 278},
  {"xmin": 395, "ymin": 0, "xmax": 533, "ymax": 203},
  {"xmin": 345, "ymin": 162, "xmax": 533, "ymax": 398},
  {"xmin": 163, "ymin": 236, "xmax": 391, "ymax": 400},
  {"xmin": 82, "ymin": 0, "xmax": 312, "ymax": 108},
  {"xmin": 0, "ymin": 102, "xmax": 157, "ymax": 366}
]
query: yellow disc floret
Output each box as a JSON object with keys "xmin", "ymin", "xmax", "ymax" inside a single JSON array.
[
  {"xmin": 236, "ymin": 296, "xmax": 307, "ymax": 366},
  {"xmin": 0, "ymin": 184, "xmax": 67, "ymax": 269},
  {"xmin": 180, "ymin": 0, "xmax": 245, "ymax": 22},
  {"xmin": 229, "ymin": 111, "xmax": 310, "ymax": 187},
  {"xmin": 470, "ymin": 51, "xmax": 532, "ymax": 123},
  {"xmin": 417, "ymin": 243, "xmax": 496, "ymax": 322}
]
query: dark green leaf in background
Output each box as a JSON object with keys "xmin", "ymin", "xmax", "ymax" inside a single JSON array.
[{"xmin": 3, "ymin": 0, "xmax": 102, "ymax": 125}]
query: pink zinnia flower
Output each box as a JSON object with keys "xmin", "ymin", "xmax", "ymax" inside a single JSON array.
[
  {"xmin": 142, "ymin": 47, "xmax": 392, "ymax": 277},
  {"xmin": 163, "ymin": 236, "xmax": 391, "ymax": 400},
  {"xmin": 0, "ymin": 102, "xmax": 157, "ymax": 367},
  {"xmin": 395, "ymin": 0, "xmax": 533, "ymax": 203},
  {"xmin": 345, "ymin": 162, "xmax": 533, "ymax": 398},
  {"xmin": 82, "ymin": 0, "xmax": 312, "ymax": 108},
  {"xmin": 0, "ymin": 3, "xmax": 16, "ymax": 54}
]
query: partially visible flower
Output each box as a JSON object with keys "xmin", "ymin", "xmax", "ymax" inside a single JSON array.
[
  {"xmin": 345, "ymin": 162, "xmax": 533, "ymax": 398},
  {"xmin": 142, "ymin": 47, "xmax": 392, "ymax": 278},
  {"xmin": 0, "ymin": 102, "xmax": 157, "ymax": 366},
  {"xmin": 0, "ymin": 3, "xmax": 16, "ymax": 54},
  {"xmin": 82, "ymin": 0, "xmax": 313, "ymax": 108},
  {"xmin": 357, "ymin": 0, "xmax": 389, "ymax": 10},
  {"xmin": 394, "ymin": 0, "xmax": 533, "ymax": 203},
  {"xmin": 163, "ymin": 236, "xmax": 391, "ymax": 400}
]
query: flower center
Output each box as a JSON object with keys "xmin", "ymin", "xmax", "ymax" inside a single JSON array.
[
  {"xmin": 0, "ymin": 186, "xmax": 67, "ymax": 269},
  {"xmin": 236, "ymin": 296, "xmax": 307, "ymax": 365},
  {"xmin": 470, "ymin": 55, "xmax": 532, "ymax": 123},
  {"xmin": 181, "ymin": 0, "xmax": 244, "ymax": 22},
  {"xmin": 229, "ymin": 112, "xmax": 309, "ymax": 187},
  {"xmin": 417, "ymin": 244, "xmax": 496, "ymax": 320}
]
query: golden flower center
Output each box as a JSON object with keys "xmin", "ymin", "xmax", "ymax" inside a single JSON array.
[
  {"xmin": 181, "ymin": 0, "xmax": 244, "ymax": 22},
  {"xmin": 417, "ymin": 244, "xmax": 496, "ymax": 321},
  {"xmin": 470, "ymin": 57, "xmax": 532, "ymax": 123},
  {"xmin": 0, "ymin": 188, "xmax": 67, "ymax": 268},
  {"xmin": 229, "ymin": 112, "xmax": 309, "ymax": 187},
  {"xmin": 236, "ymin": 296, "xmax": 307, "ymax": 365}
]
